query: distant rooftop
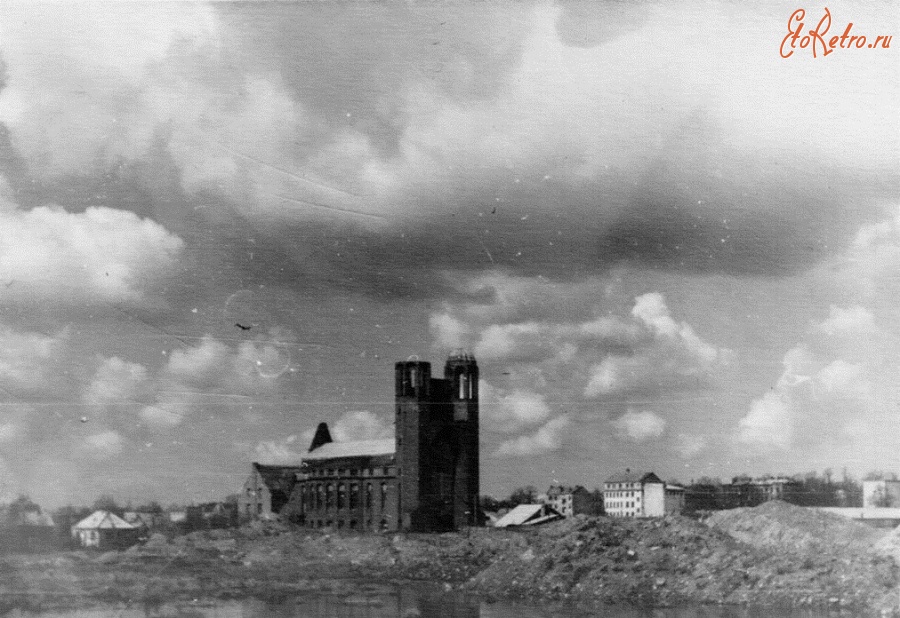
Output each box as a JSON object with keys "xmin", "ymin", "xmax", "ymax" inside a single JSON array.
[
  {"xmin": 304, "ymin": 438, "xmax": 395, "ymax": 461},
  {"xmin": 605, "ymin": 470, "xmax": 663, "ymax": 484}
]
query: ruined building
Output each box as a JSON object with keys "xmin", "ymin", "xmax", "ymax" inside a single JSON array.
[{"xmin": 273, "ymin": 350, "xmax": 480, "ymax": 532}]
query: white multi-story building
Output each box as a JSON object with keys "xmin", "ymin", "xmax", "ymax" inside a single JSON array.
[{"xmin": 603, "ymin": 470, "xmax": 683, "ymax": 518}]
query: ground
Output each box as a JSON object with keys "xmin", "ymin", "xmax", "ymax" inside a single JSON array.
[{"xmin": 1, "ymin": 502, "xmax": 898, "ymax": 615}]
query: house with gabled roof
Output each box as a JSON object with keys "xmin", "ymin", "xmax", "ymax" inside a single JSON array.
[{"xmin": 71, "ymin": 510, "xmax": 140, "ymax": 550}]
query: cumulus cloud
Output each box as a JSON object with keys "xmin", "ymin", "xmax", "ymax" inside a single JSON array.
[
  {"xmin": 811, "ymin": 306, "xmax": 874, "ymax": 337},
  {"xmin": 737, "ymin": 306, "xmax": 880, "ymax": 459},
  {"xmin": 0, "ymin": 324, "xmax": 65, "ymax": 393},
  {"xmin": 738, "ymin": 391, "xmax": 793, "ymax": 451},
  {"xmin": 0, "ymin": 201, "xmax": 183, "ymax": 304},
  {"xmin": 495, "ymin": 415, "xmax": 570, "ymax": 457},
  {"xmin": 83, "ymin": 356, "xmax": 150, "ymax": 407},
  {"xmin": 128, "ymin": 333, "xmax": 292, "ymax": 429},
  {"xmin": 254, "ymin": 435, "xmax": 303, "ymax": 465},
  {"xmin": 674, "ymin": 433, "xmax": 706, "ymax": 459},
  {"xmin": 82, "ymin": 430, "xmax": 125, "ymax": 459},
  {"xmin": 480, "ymin": 381, "xmax": 552, "ymax": 432},
  {"xmin": 611, "ymin": 409, "xmax": 666, "ymax": 442},
  {"xmin": 330, "ymin": 410, "xmax": 393, "ymax": 442}
]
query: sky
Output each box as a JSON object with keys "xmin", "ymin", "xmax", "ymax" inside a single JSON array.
[{"xmin": 0, "ymin": 1, "xmax": 897, "ymax": 508}]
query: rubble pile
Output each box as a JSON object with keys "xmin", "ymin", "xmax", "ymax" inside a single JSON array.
[{"xmin": 0, "ymin": 502, "xmax": 897, "ymax": 615}]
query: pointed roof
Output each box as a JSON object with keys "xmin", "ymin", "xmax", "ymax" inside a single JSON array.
[
  {"xmin": 72, "ymin": 510, "xmax": 135, "ymax": 530},
  {"xmin": 308, "ymin": 422, "xmax": 333, "ymax": 452}
]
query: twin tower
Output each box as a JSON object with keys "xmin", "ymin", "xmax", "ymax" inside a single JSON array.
[{"xmin": 395, "ymin": 350, "xmax": 480, "ymax": 531}]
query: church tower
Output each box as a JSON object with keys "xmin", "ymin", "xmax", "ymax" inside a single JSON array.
[
  {"xmin": 395, "ymin": 358, "xmax": 432, "ymax": 531},
  {"xmin": 445, "ymin": 349, "xmax": 479, "ymax": 528},
  {"xmin": 395, "ymin": 351, "xmax": 480, "ymax": 531}
]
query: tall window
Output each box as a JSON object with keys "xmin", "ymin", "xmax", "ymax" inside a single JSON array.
[
  {"xmin": 350, "ymin": 483, "xmax": 359, "ymax": 509},
  {"xmin": 380, "ymin": 482, "xmax": 388, "ymax": 510},
  {"xmin": 337, "ymin": 483, "xmax": 346, "ymax": 510},
  {"xmin": 366, "ymin": 483, "xmax": 373, "ymax": 509},
  {"xmin": 326, "ymin": 484, "xmax": 334, "ymax": 510}
]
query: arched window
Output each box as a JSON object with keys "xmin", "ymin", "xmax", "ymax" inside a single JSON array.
[
  {"xmin": 366, "ymin": 483, "xmax": 373, "ymax": 509},
  {"xmin": 337, "ymin": 483, "xmax": 346, "ymax": 510},
  {"xmin": 350, "ymin": 483, "xmax": 359, "ymax": 510},
  {"xmin": 380, "ymin": 482, "xmax": 388, "ymax": 510},
  {"xmin": 326, "ymin": 484, "xmax": 334, "ymax": 510}
]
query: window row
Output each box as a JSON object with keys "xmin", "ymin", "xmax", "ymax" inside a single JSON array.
[
  {"xmin": 307, "ymin": 467, "xmax": 394, "ymax": 478},
  {"xmin": 301, "ymin": 482, "xmax": 390, "ymax": 512}
]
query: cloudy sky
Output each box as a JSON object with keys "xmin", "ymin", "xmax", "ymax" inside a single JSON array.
[{"xmin": 0, "ymin": 1, "xmax": 897, "ymax": 507}]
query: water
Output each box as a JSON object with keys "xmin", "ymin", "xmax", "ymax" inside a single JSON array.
[{"xmin": 4, "ymin": 584, "xmax": 861, "ymax": 618}]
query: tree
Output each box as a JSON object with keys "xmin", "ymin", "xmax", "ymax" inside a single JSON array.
[
  {"xmin": 92, "ymin": 494, "xmax": 122, "ymax": 514},
  {"xmin": 507, "ymin": 486, "xmax": 538, "ymax": 507},
  {"xmin": 479, "ymin": 495, "xmax": 502, "ymax": 512},
  {"xmin": 136, "ymin": 501, "xmax": 164, "ymax": 514}
]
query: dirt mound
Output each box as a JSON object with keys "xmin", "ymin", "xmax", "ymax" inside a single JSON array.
[
  {"xmin": 706, "ymin": 500, "xmax": 885, "ymax": 559},
  {"xmin": 875, "ymin": 526, "xmax": 900, "ymax": 562}
]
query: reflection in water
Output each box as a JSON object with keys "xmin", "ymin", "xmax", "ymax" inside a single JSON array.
[{"xmin": 9, "ymin": 584, "xmax": 853, "ymax": 618}]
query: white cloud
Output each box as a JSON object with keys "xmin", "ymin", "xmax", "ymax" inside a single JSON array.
[
  {"xmin": 254, "ymin": 435, "xmax": 303, "ymax": 465},
  {"xmin": 84, "ymin": 356, "xmax": 150, "ymax": 407},
  {"xmin": 611, "ymin": 409, "xmax": 666, "ymax": 442},
  {"xmin": 811, "ymin": 306, "xmax": 874, "ymax": 337},
  {"xmin": 480, "ymin": 381, "xmax": 552, "ymax": 432},
  {"xmin": 0, "ymin": 325, "xmax": 64, "ymax": 392},
  {"xmin": 139, "ymin": 401, "xmax": 186, "ymax": 429},
  {"xmin": 674, "ymin": 433, "xmax": 706, "ymax": 458},
  {"xmin": 0, "ymin": 202, "xmax": 183, "ymax": 304},
  {"xmin": 495, "ymin": 415, "xmax": 570, "ymax": 457},
  {"xmin": 738, "ymin": 391, "xmax": 793, "ymax": 450},
  {"xmin": 82, "ymin": 430, "xmax": 125, "ymax": 459},
  {"xmin": 331, "ymin": 410, "xmax": 393, "ymax": 442}
]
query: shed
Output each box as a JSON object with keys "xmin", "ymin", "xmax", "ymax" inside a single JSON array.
[
  {"xmin": 494, "ymin": 504, "xmax": 563, "ymax": 528},
  {"xmin": 71, "ymin": 510, "xmax": 140, "ymax": 550}
]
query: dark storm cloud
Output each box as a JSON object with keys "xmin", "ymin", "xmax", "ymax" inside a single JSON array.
[{"xmin": 0, "ymin": 0, "xmax": 896, "ymax": 306}]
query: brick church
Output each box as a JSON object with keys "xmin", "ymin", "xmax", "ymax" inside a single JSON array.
[{"xmin": 242, "ymin": 350, "xmax": 480, "ymax": 532}]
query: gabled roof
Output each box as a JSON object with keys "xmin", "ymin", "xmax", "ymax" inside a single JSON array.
[
  {"xmin": 605, "ymin": 470, "xmax": 663, "ymax": 484},
  {"xmin": 495, "ymin": 503, "xmax": 563, "ymax": 527},
  {"xmin": 253, "ymin": 463, "xmax": 302, "ymax": 495},
  {"xmin": 73, "ymin": 510, "xmax": 135, "ymax": 530},
  {"xmin": 303, "ymin": 439, "xmax": 395, "ymax": 461}
]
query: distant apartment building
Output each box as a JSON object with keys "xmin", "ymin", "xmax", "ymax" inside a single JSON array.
[
  {"xmin": 543, "ymin": 485, "xmax": 591, "ymax": 517},
  {"xmin": 603, "ymin": 470, "xmax": 684, "ymax": 518},
  {"xmin": 863, "ymin": 479, "xmax": 900, "ymax": 508},
  {"xmin": 730, "ymin": 475, "xmax": 800, "ymax": 505}
]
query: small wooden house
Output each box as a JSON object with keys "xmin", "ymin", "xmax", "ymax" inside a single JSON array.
[{"xmin": 71, "ymin": 510, "xmax": 140, "ymax": 550}]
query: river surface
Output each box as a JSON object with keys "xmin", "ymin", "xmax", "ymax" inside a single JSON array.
[{"xmin": 3, "ymin": 583, "xmax": 865, "ymax": 618}]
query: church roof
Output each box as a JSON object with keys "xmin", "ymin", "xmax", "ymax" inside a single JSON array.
[{"xmin": 303, "ymin": 439, "xmax": 395, "ymax": 461}]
